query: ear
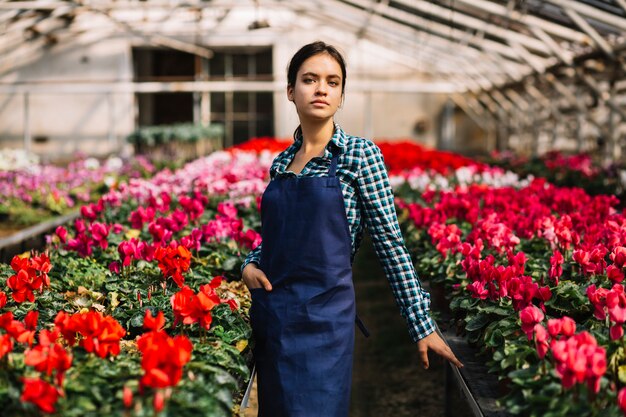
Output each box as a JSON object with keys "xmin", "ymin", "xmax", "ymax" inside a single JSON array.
[{"xmin": 287, "ymin": 85, "xmax": 294, "ymax": 102}]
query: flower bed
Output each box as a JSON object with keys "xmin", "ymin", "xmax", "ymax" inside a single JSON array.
[
  {"xmin": 393, "ymin": 163, "xmax": 626, "ymax": 416},
  {"xmin": 377, "ymin": 139, "xmax": 484, "ymax": 175},
  {"xmin": 0, "ymin": 155, "xmax": 155, "ymax": 232},
  {"xmin": 0, "ymin": 148, "xmax": 274, "ymax": 416},
  {"xmin": 485, "ymin": 150, "xmax": 626, "ymax": 205},
  {"xmin": 4, "ymin": 137, "xmax": 607, "ymax": 416}
]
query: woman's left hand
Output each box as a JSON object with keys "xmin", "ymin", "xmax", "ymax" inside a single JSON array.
[{"xmin": 417, "ymin": 331, "xmax": 464, "ymax": 369}]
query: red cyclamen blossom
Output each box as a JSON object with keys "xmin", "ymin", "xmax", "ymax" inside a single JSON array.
[
  {"xmin": 549, "ymin": 250, "xmax": 564, "ymax": 284},
  {"xmin": 154, "ymin": 243, "xmax": 192, "ymax": 287},
  {"xmin": 6, "ymin": 253, "xmax": 52, "ymax": 303},
  {"xmin": 618, "ymin": 387, "xmax": 626, "ymax": 416},
  {"xmin": 54, "ymin": 311, "xmax": 125, "ymax": 358},
  {"xmin": 24, "ymin": 329, "xmax": 72, "ymax": 386},
  {"xmin": 20, "ymin": 377, "xmax": 59, "ymax": 414},
  {"xmin": 137, "ymin": 310, "xmax": 193, "ymax": 390},
  {"xmin": 519, "ymin": 305, "xmax": 544, "ymax": 340}
]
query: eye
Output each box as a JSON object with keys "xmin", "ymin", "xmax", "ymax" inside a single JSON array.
[
  {"xmin": 329, "ymin": 81, "xmax": 338, "ymax": 86},
  {"xmin": 303, "ymin": 78, "xmax": 314, "ymax": 83}
]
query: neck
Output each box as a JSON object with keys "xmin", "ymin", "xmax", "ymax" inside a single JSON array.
[{"xmin": 299, "ymin": 119, "xmax": 335, "ymax": 153}]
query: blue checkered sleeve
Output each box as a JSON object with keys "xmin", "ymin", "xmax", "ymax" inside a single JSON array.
[
  {"xmin": 357, "ymin": 139, "xmax": 436, "ymax": 342},
  {"xmin": 241, "ymin": 242, "xmax": 262, "ymax": 273}
]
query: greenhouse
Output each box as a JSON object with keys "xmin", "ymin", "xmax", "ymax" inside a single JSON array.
[{"xmin": 0, "ymin": 0, "xmax": 625, "ymax": 416}]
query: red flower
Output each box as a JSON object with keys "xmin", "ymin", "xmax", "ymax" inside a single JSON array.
[
  {"xmin": 137, "ymin": 310, "xmax": 193, "ymax": 390},
  {"xmin": 618, "ymin": 387, "xmax": 626, "ymax": 415},
  {"xmin": 534, "ymin": 324, "xmax": 549, "ymax": 358},
  {"xmin": 154, "ymin": 244, "xmax": 192, "ymax": 287},
  {"xmin": 0, "ymin": 291, "xmax": 7, "ymax": 309},
  {"xmin": 89, "ymin": 222, "xmax": 110, "ymax": 250},
  {"xmin": 6, "ymin": 253, "xmax": 52, "ymax": 303},
  {"xmin": 550, "ymin": 331, "xmax": 606, "ymax": 393},
  {"xmin": 20, "ymin": 377, "xmax": 59, "ymax": 414},
  {"xmin": 170, "ymin": 277, "xmax": 228, "ymax": 329},
  {"xmin": 129, "ymin": 206, "xmax": 156, "ymax": 229},
  {"xmin": 118, "ymin": 239, "xmax": 140, "ymax": 267},
  {"xmin": 154, "ymin": 390, "xmax": 165, "ymax": 413},
  {"xmin": 547, "ymin": 317, "xmax": 576, "ymax": 338},
  {"xmin": 466, "ymin": 281, "xmax": 488, "ymax": 300},
  {"xmin": 55, "ymin": 226, "xmax": 68, "ymax": 244},
  {"xmin": 123, "ymin": 385, "xmax": 133, "ymax": 408},
  {"xmin": 170, "ymin": 286, "xmax": 196, "ymax": 326},
  {"xmin": 519, "ymin": 305, "xmax": 544, "ymax": 340},
  {"xmin": 549, "ymin": 250, "xmax": 564, "ymax": 284},
  {"xmin": 144, "ymin": 310, "xmax": 166, "ymax": 332},
  {"xmin": 611, "ymin": 246, "xmax": 626, "ymax": 268},
  {"xmin": 0, "ymin": 334, "xmax": 13, "ymax": 359},
  {"xmin": 57, "ymin": 311, "xmax": 125, "ymax": 358},
  {"xmin": 24, "ymin": 329, "xmax": 72, "ymax": 386},
  {"xmin": 607, "ymin": 264, "xmax": 625, "ymax": 284}
]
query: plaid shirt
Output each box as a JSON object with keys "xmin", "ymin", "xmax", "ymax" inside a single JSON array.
[{"xmin": 240, "ymin": 124, "xmax": 435, "ymax": 342}]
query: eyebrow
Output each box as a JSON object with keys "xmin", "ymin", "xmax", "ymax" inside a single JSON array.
[{"xmin": 301, "ymin": 72, "xmax": 341, "ymax": 79}]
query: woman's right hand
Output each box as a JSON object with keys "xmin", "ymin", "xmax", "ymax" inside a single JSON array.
[{"xmin": 242, "ymin": 263, "xmax": 273, "ymax": 291}]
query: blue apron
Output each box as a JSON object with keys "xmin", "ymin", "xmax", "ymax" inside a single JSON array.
[{"xmin": 250, "ymin": 149, "xmax": 366, "ymax": 417}]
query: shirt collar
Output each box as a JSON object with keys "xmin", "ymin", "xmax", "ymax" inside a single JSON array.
[
  {"xmin": 293, "ymin": 122, "xmax": 348, "ymax": 158},
  {"xmin": 275, "ymin": 123, "xmax": 348, "ymax": 175}
]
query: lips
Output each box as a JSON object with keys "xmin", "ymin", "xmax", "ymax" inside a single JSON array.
[{"xmin": 311, "ymin": 100, "xmax": 329, "ymax": 105}]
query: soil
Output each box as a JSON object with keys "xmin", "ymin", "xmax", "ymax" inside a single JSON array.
[{"xmin": 0, "ymin": 225, "xmax": 26, "ymax": 238}]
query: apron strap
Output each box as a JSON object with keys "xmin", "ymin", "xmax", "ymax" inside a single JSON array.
[{"xmin": 328, "ymin": 149, "xmax": 339, "ymax": 178}]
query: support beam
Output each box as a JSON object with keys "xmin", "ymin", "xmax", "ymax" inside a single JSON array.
[
  {"xmin": 575, "ymin": 69, "xmax": 626, "ymax": 121},
  {"xmin": 450, "ymin": 93, "xmax": 495, "ymax": 132},
  {"xmin": 546, "ymin": 0, "xmax": 626, "ymax": 31},
  {"xmin": 337, "ymin": 0, "xmax": 535, "ymax": 64},
  {"xmin": 0, "ymin": 79, "xmax": 459, "ymax": 94},
  {"xmin": 23, "ymin": 92, "xmax": 31, "ymax": 153},
  {"xmin": 393, "ymin": 0, "xmax": 552, "ymax": 55},
  {"xmin": 85, "ymin": 4, "xmax": 214, "ymax": 58},
  {"xmin": 545, "ymin": 74, "xmax": 612, "ymax": 138},
  {"xmin": 286, "ymin": 0, "xmax": 518, "ymax": 84},
  {"xmin": 563, "ymin": 7, "xmax": 614, "ymax": 57},
  {"xmin": 452, "ymin": 0, "xmax": 589, "ymax": 43},
  {"xmin": 528, "ymin": 25, "xmax": 574, "ymax": 65},
  {"xmin": 508, "ymin": 40, "xmax": 548, "ymax": 73},
  {"xmin": 286, "ymin": 0, "xmax": 468, "ymax": 74}
]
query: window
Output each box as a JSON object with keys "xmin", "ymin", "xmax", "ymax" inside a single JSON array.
[{"xmin": 132, "ymin": 46, "xmax": 274, "ymax": 145}]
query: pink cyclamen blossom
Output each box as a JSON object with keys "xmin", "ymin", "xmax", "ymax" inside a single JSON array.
[{"xmin": 519, "ymin": 305, "xmax": 545, "ymax": 340}]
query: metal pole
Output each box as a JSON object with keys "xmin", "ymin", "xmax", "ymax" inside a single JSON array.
[
  {"xmin": 107, "ymin": 92, "xmax": 116, "ymax": 150},
  {"xmin": 23, "ymin": 92, "xmax": 31, "ymax": 153},
  {"xmin": 364, "ymin": 91, "xmax": 373, "ymax": 140}
]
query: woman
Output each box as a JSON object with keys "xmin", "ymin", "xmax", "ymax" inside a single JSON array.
[{"xmin": 241, "ymin": 41, "xmax": 463, "ymax": 417}]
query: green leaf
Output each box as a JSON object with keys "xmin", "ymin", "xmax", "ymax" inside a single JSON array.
[{"xmin": 465, "ymin": 313, "xmax": 490, "ymax": 332}]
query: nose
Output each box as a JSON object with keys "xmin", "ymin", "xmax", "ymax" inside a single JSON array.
[{"xmin": 315, "ymin": 81, "xmax": 327, "ymax": 95}]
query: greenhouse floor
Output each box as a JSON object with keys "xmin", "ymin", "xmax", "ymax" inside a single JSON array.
[{"xmin": 244, "ymin": 234, "xmax": 470, "ymax": 417}]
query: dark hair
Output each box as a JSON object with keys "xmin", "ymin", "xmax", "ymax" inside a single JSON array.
[{"xmin": 287, "ymin": 41, "xmax": 347, "ymax": 140}]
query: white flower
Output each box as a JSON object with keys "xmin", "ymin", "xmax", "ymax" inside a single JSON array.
[
  {"xmin": 0, "ymin": 149, "xmax": 39, "ymax": 171},
  {"xmin": 84, "ymin": 157, "xmax": 100, "ymax": 170},
  {"xmin": 105, "ymin": 157, "xmax": 123, "ymax": 171}
]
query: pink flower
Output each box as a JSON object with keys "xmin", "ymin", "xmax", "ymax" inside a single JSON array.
[
  {"xmin": 109, "ymin": 261, "xmax": 121, "ymax": 274},
  {"xmin": 607, "ymin": 264, "xmax": 625, "ymax": 283},
  {"xmin": 534, "ymin": 324, "xmax": 549, "ymax": 358},
  {"xmin": 55, "ymin": 226, "xmax": 67, "ymax": 244},
  {"xmin": 466, "ymin": 281, "xmax": 488, "ymax": 300},
  {"xmin": 611, "ymin": 246, "xmax": 626, "ymax": 268},
  {"xmin": 519, "ymin": 305, "xmax": 544, "ymax": 340},
  {"xmin": 549, "ymin": 250, "xmax": 564, "ymax": 284},
  {"xmin": 617, "ymin": 387, "xmax": 626, "ymax": 415}
]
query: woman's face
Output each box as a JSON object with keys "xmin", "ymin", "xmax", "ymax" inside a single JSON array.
[{"xmin": 288, "ymin": 52, "xmax": 343, "ymax": 122}]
